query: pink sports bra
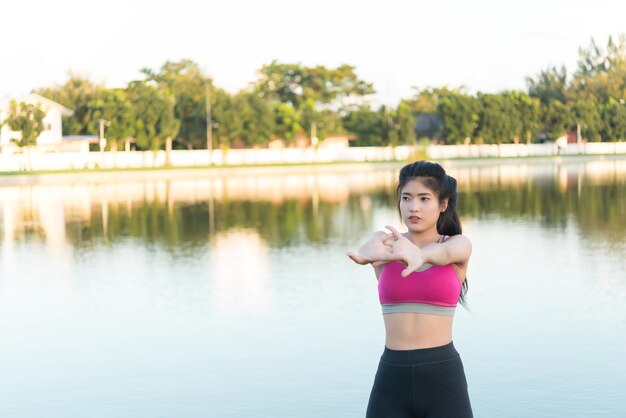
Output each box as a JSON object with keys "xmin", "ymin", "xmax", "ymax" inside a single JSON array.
[{"xmin": 377, "ymin": 235, "xmax": 461, "ymax": 316}]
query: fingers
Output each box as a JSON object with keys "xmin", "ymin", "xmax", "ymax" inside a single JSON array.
[
  {"xmin": 385, "ymin": 225, "xmax": 402, "ymax": 240},
  {"xmin": 376, "ymin": 232, "xmax": 394, "ymax": 243},
  {"xmin": 372, "ymin": 231, "xmax": 388, "ymax": 239},
  {"xmin": 401, "ymin": 262, "xmax": 420, "ymax": 277},
  {"xmin": 346, "ymin": 252, "xmax": 370, "ymax": 265},
  {"xmin": 347, "ymin": 251, "xmax": 362, "ymax": 262}
]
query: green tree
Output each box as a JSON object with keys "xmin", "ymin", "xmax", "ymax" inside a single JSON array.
[
  {"xmin": 86, "ymin": 88, "xmax": 134, "ymax": 150},
  {"xmin": 476, "ymin": 93, "xmax": 521, "ymax": 144},
  {"xmin": 212, "ymin": 88, "xmax": 246, "ymax": 149},
  {"xmin": 542, "ymin": 100, "xmax": 572, "ymax": 141},
  {"xmin": 600, "ymin": 99, "xmax": 626, "ymax": 141},
  {"xmin": 1, "ymin": 101, "xmax": 46, "ymax": 170},
  {"xmin": 405, "ymin": 87, "xmax": 467, "ymax": 140},
  {"xmin": 35, "ymin": 73, "xmax": 101, "ymax": 135},
  {"xmin": 273, "ymin": 103, "xmax": 302, "ymax": 144},
  {"xmin": 299, "ymin": 98, "xmax": 319, "ymax": 139},
  {"xmin": 142, "ymin": 59, "xmax": 211, "ymax": 149},
  {"xmin": 526, "ymin": 65, "xmax": 568, "ymax": 105},
  {"xmin": 127, "ymin": 81, "xmax": 180, "ymax": 151},
  {"xmin": 570, "ymin": 99, "xmax": 602, "ymax": 141},
  {"xmin": 570, "ymin": 35, "xmax": 626, "ymax": 102},
  {"xmin": 254, "ymin": 61, "xmax": 374, "ymax": 141},
  {"xmin": 321, "ymin": 64, "xmax": 375, "ymax": 110},
  {"xmin": 238, "ymin": 91, "xmax": 275, "ymax": 146},
  {"xmin": 2, "ymin": 101, "xmax": 46, "ymax": 147},
  {"xmin": 504, "ymin": 91, "xmax": 541, "ymax": 144},
  {"xmin": 315, "ymin": 110, "xmax": 347, "ymax": 141},
  {"xmin": 342, "ymin": 105, "xmax": 383, "ymax": 146},
  {"xmin": 576, "ymin": 35, "xmax": 626, "ymax": 78},
  {"xmin": 437, "ymin": 92, "xmax": 480, "ymax": 144},
  {"xmin": 255, "ymin": 61, "xmax": 374, "ymax": 110},
  {"xmin": 377, "ymin": 105, "xmax": 395, "ymax": 146},
  {"xmin": 390, "ymin": 101, "xmax": 417, "ymax": 145}
]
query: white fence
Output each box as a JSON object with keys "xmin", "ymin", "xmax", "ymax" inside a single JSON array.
[
  {"xmin": 427, "ymin": 142, "xmax": 626, "ymax": 159},
  {"xmin": 0, "ymin": 142, "xmax": 625, "ymax": 171}
]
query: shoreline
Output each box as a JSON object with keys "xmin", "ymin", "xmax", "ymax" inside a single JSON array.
[{"xmin": 1, "ymin": 153, "xmax": 625, "ymax": 186}]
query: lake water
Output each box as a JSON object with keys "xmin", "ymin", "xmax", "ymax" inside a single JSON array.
[{"xmin": 1, "ymin": 157, "xmax": 625, "ymax": 417}]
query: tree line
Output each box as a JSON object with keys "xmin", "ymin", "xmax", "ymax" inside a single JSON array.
[
  {"xmin": 4, "ymin": 34, "xmax": 626, "ymax": 150},
  {"xmin": 401, "ymin": 35, "xmax": 626, "ymax": 145}
]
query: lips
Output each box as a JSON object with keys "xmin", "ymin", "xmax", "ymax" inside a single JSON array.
[{"xmin": 408, "ymin": 216, "xmax": 421, "ymax": 222}]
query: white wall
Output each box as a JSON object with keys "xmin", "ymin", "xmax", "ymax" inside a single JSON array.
[
  {"xmin": 0, "ymin": 142, "xmax": 625, "ymax": 172},
  {"xmin": 36, "ymin": 107, "xmax": 64, "ymax": 145},
  {"xmin": 427, "ymin": 142, "xmax": 626, "ymax": 158}
]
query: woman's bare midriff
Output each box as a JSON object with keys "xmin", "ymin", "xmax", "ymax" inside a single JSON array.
[{"xmin": 383, "ymin": 313, "xmax": 454, "ymax": 350}]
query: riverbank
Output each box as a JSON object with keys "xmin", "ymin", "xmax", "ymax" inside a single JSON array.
[
  {"xmin": 1, "ymin": 142, "xmax": 625, "ymax": 174},
  {"xmin": 0, "ymin": 160, "xmax": 397, "ymax": 186},
  {"xmin": 1, "ymin": 153, "xmax": 625, "ymax": 186}
]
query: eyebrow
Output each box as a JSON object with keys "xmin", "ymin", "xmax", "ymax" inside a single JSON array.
[{"xmin": 401, "ymin": 192, "xmax": 432, "ymax": 196}]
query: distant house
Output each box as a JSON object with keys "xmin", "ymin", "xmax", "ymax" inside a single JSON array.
[
  {"xmin": 0, "ymin": 93, "xmax": 73, "ymax": 149},
  {"xmin": 555, "ymin": 129, "xmax": 581, "ymax": 146},
  {"xmin": 415, "ymin": 113, "xmax": 442, "ymax": 139},
  {"xmin": 318, "ymin": 135, "xmax": 354, "ymax": 150},
  {"xmin": 266, "ymin": 136, "xmax": 310, "ymax": 149},
  {"xmin": 267, "ymin": 135, "xmax": 354, "ymax": 150}
]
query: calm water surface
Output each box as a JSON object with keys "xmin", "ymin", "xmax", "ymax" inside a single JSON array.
[{"xmin": 1, "ymin": 158, "xmax": 625, "ymax": 417}]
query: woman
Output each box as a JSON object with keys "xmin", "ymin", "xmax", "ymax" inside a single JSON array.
[{"xmin": 347, "ymin": 161, "xmax": 473, "ymax": 418}]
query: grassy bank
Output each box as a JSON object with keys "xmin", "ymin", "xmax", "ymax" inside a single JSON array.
[{"xmin": 1, "ymin": 153, "xmax": 625, "ymax": 184}]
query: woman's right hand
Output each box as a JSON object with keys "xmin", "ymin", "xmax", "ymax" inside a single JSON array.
[{"xmin": 346, "ymin": 231, "xmax": 393, "ymax": 265}]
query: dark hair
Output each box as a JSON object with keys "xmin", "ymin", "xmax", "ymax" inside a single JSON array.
[{"xmin": 395, "ymin": 161, "xmax": 468, "ymax": 307}]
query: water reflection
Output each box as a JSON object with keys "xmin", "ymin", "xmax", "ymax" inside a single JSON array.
[
  {"xmin": 1, "ymin": 159, "xmax": 625, "ymax": 418},
  {"xmin": 210, "ymin": 228, "xmax": 272, "ymax": 315},
  {"xmin": 0, "ymin": 158, "xmax": 625, "ymax": 252},
  {"xmin": 448, "ymin": 159, "xmax": 626, "ymax": 242}
]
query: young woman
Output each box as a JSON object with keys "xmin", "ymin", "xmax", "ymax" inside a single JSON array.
[{"xmin": 347, "ymin": 161, "xmax": 473, "ymax": 418}]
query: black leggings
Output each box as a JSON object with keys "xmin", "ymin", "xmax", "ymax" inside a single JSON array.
[{"xmin": 366, "ymin": 341, "xmax": 473, "ymax": 418}]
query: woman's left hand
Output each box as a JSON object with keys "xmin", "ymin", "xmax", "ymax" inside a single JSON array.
[{"xmin": 374, "ymin": 225, "xmax": 425, "ymax": 277}]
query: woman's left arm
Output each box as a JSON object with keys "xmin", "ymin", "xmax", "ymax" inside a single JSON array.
[{"xmin": 421, "ymin": 235, "xmax": 472, "ymax": 267}]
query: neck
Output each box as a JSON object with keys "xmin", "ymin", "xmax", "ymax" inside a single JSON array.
[{"xmin": 406, "ymin": 228, "xmax": 440, "ymax": 248}]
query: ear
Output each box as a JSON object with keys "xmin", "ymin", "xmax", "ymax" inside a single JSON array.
[{"xmin": 440, "ymin": 198, "xmax": 449, "ymax": 212}]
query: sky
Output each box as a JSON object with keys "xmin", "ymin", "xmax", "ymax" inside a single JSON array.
[{"xmin": 1, "ymin": 0, "xmax": 625, "ymax": 106}]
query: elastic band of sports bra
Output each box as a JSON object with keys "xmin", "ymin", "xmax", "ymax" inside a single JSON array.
[{"xmin": 381, "ymin": 302, "xmax": 456, "ymax": 316}]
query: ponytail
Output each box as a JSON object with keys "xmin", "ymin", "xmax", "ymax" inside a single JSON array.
[{"xmin": 437, "ymin": 175, "xmax": 462, "ymax": 237}]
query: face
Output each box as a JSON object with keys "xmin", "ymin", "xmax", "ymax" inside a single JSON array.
[{"xmin": 399, "ymin": 178, "xmax": 447, "ymax": 233}]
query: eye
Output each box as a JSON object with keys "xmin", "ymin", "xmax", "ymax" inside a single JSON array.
[
  {"xmin": 401, "ymin": 196, "xmax": 410, "ymax": 201},
  {"xmin": 421, "ymin": 197, "xmax": 429, "ymax": 201}
]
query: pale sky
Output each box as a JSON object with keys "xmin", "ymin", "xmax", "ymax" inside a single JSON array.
[{"xmin": 2, "ymin": 0, "xmax": 625, "ymax": 106}]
